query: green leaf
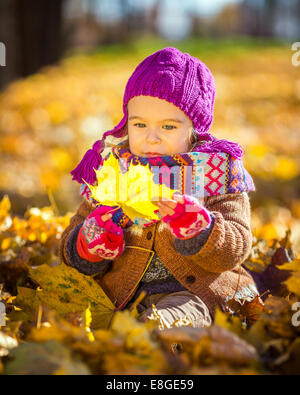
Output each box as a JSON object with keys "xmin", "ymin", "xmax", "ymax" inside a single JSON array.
[
  {"xmin": 8, "ymin": 287, "xmax": 39, "ymax": 323},
  {"xmin": 14, "ymin": 263, "xmax": 115, "ymax": 329},
  {"xmin": 4, "ymin": 340, "xmax": 90, "ymax": 375}
]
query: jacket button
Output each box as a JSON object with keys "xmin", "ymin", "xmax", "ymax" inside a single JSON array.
[
  {"xmin": 186, "ymin": 275, "xmax": 195, "ymax": 284},
  {"xmin": 146, "ymin": 231, "xmax": 153, "ymax": 240}
]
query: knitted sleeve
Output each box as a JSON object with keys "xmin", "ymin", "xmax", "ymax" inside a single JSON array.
[
  {"xmin": 174, "ymin": 192, "xmax": 252, "ymax": 273},
  {"xmin": 59, "ymin": 199, "xmax": 93, "ymax": 267}
]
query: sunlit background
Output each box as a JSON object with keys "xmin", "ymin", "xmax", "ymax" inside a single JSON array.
[{"xmin": 0, "ymin": 0, "xmax": 300, "ymax": 252}]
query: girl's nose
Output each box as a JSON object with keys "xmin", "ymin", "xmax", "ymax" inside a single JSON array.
[{"xmin": 146, "ymin": 128, "xmax": 161, "ymax": 143}]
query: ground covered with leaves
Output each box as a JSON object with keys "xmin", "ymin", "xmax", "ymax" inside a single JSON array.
[{"xmin": 0, "ymin": 195, "xmax": 300, "ymax": 375}]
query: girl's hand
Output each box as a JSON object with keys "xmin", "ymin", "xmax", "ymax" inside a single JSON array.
[
  {"xmin": 157, "ymin": 193, "xmax": 212, "ymax": 239},
  {"xmin": 79, "ymin": 206, "xmax": 125, "ymax": 260}
]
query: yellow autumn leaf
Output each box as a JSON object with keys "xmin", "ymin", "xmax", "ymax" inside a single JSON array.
[
  {"xmin": 259, "ymin": 223, "xmax": 280, "ymax": 240},
  {"xmin": 111, "ymin": 310, "xmax": 157, "ymax": 354},
  {"xmin": 214, "ymin": 307, "xmax": 244, "ymax": 336},
  {"xmin": 0, "ymin": 194, "xmax": 11, "ymax": 215},
  {"xmin": 279, "ymin": 259, "xmax": 300, "ymax": 296},
  {"xmin": 40, "ymin": 232, "xmax": 48, "ymax": 244},
  {"xmin": 27, "ymin": 233, "xmax": 37, "ymax": 242},
  {"xmin": 50, "ymin": 148, "xmax": 73, "ymax": 172},
  {"xmin": 249, "ymin": 144, "xmax": 270, "ymax": 158},
  {"xmin": 40, "ymin": 169, "xmax": 60, "ymax": 190},
  {"xmin": 0, "ymin": 195, "xmax": 12, "ymax": 232},
  {"xmin": 284, "ymin": 274, "xmax": 300, "ymax": 296},
  {"xmin": 46, "ymin": 101, "xmax": 69, "ymax": 124},
  {"xmin": 278, "ymin": 259, "xmax": 300, "ymax": 272},
  {"xmin": 1, "ymin": 237, "xmax": 11, "ymax": 251},
  {"xmin": 86, "ymin": 152, "xmax": 178, "ymax": 221},
  {"xmin": 83, "ymin": 305, "xmax": 95, "ymax": 342},
  {"xmin": 273, "ymin": 157, "xmax": 298, "ymax": 180}
]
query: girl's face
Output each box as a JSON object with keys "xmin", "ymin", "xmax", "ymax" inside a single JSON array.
[{"xmin": 127, "ymin": 96, "xmax": 194, "ymax": 157}]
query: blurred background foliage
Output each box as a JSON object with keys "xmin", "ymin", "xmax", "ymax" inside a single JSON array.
[{"xmin": 0, "ymin": 0, "xmax": 300, "ymax": 254}]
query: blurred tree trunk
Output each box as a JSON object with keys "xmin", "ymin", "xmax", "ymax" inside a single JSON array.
[
  {"xmin": 262, "ymin": 0, "xmax": 279, "ymax": 36},
  {"xmin": 118, "ymin": 0, "xmax": 131, "ymax": 43},
  {"xmin": 240, "ymin": 0, "xmax": 280, "ymax": 37},
  {"xmin": 0, "ymin": 0, "xmax": 64, "ymax": 90}
]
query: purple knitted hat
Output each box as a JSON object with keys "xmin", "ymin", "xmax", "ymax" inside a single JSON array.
[{"xmin": 71, "ymin": 47, "xmax": 243, "ymax": 184}]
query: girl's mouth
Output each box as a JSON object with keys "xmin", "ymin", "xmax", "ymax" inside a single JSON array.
[{"xmin": 143, "ymin": 152, "xmax": 163, "ymax": 156}]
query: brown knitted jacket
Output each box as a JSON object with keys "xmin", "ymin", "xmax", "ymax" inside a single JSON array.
[{"xmin": 59, "ymin": 192, "xmax": 258, "ymax": 315}]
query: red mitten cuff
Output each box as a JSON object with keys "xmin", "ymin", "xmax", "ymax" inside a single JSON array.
[
  {"xmin": 76, "ymin": 204, "xmax": 125, "ymax": 262},
  {"xmin": 87, "ymin": 228, "xmax": 125, "ymax": 259},
  {"xmin": 81, "ymin": 204, "xmax": 125, "ymax": 260},
  {"xmin": 77, "ymin": 226, "xmax": 105, "ymax": 262},
  {"xmin": 162, "ymin": 194, "xmax": 212, "ymax": 240}
]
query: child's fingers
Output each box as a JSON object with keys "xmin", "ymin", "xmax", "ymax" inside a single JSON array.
[
  {"xmin": 158, "ymin": 206, "xmax": 168, "ymax": 217},
  {"xmin": 101, "ymin": 213, "xmax": 113, "ymax": 222},
  {"xmin": 172, "ymin": 194, "xmax": 184, "ymax": 204},
  {"xmin": 158, "ymin": 199, "xmax": 177, "ymax": 209},
  {"xmin": 158, "ymin": 204, "xmax": 175, "ymax": 217}
]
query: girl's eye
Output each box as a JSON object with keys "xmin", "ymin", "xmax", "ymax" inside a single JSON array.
[
  {"xmin": 163, "ymin": 125, "xmax": 176, "ymax": 130},
  {"xmin": 133, "ymin": 123, "xmax": 176, "ymax": 130}
]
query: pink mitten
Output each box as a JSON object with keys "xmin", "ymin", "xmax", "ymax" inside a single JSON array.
[
  {"xmin": 77, "ymin": 206, "xmax": 125, "ymax": 261},
  {"xmin": 162, "ymin": 194, "xmax": 211, "ymax": 240}
]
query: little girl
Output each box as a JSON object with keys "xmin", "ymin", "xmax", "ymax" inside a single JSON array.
[{"xmin": 59, "ymin": 47, "xmax": 259, "ymax": 328}]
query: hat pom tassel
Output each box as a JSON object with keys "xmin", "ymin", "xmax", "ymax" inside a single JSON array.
[
  {"xmin": 208, "ymin": 138, "xmax": 244, "ymax": 159},
  {"xmin": 70, "ymin": 140, "xmax": 105, "ymax": 185},
  {"xmin": 195, "ymin": 132, "xmax": 244, "ymax": 159}
]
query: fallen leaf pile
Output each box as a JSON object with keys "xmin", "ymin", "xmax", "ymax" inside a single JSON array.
[{"xmin": 1, "ymin": 194, "xmax": 300, "ymax": 375}]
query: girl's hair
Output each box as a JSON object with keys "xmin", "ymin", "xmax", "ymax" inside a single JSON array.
[{"xmin": 189, "ymin": 128, "xmax": 200, "ymax": 151}]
